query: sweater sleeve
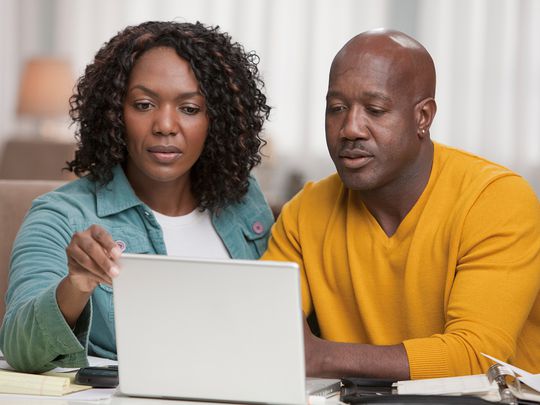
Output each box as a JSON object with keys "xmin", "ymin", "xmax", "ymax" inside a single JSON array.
[
  {"xmin": 0, "ymin": 199, "xmax": 92, "ymax": 373},
  {"xmin": 403, "ymin": 175, "xmax": 540, "ymax": 379},
  {"xmin": 261, "ymin": 186, "xmax": 314, "ymax": 317}
]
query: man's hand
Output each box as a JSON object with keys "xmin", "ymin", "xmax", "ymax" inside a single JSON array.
[
  {"xmin": 304, "ymin": 317, "xmax": 331, "ymax": 376},
  {"xmin": 303, "ymin": 317, "xmax": 411, "ymax": 380},
  {"xmin": 57, "ymin": 225, "xmax": 122, "ymax": 328}
]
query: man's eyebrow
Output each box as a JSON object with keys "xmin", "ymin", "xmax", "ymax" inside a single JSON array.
[
  {"xmin": 326, "ymin": 90, "xmax": 344, "ymax": 100},
  {"xmin": 127, "ymin": 84, "xmax": 202, "ymax": 100},
  {"xmin": 326, "ymin": 90, "xmax": 392, "ymax": 103},
  {"xmin": 363, "ymin": 91, "xmax": 391, "ymax": 103}
]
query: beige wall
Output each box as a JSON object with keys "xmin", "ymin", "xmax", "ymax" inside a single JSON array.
[{"xmin": 1, "ymin": 0, "xmax": 539, "ymax": 199}]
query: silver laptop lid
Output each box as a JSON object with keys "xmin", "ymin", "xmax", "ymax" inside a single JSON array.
[{"xmin": 113, "ymin": 253, "xmax": 306, "ymax": 405}]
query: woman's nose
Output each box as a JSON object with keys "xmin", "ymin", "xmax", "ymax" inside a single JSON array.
[{"xmin": 152, "ymin": 105, "xmax": 179, "ymax": 136}]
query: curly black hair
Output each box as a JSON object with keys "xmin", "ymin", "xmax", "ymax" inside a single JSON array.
[{"xmin": 67, "ymin": 20, "xmax": 271, "ymax": 211}]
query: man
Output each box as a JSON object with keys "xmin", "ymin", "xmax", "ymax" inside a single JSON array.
[{"xmin": 262, "ymin": 29, "xmax": 540, "ymax": 380}]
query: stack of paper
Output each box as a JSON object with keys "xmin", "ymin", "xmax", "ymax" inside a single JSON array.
[
  {"xmin": 481, "ymin": 353, "xmax": 540, "ymax": 402},
  {"xmin": 0, "ymin": 369, "xmax": 90, "ymax": 396},
  {"xmin": 395, "ymin": 354, "xmax": 540, "ymax": 403},
  {"xmin": 394, "ymin": 374, "xmax": 502, "ymax": 402}
]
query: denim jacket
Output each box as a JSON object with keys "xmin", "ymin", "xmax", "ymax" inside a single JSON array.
[{"xmin": 0, "ymin": 166, "xmax": 274, "ymax": 372}]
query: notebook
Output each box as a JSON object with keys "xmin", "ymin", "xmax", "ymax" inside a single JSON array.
[
  {"xmin": 113, "ymin": 253, "xmax": 341, "ymax": 404},
  {"xmin": 395, "ymin": 354, "xmax": 540, "ymax": 403}
]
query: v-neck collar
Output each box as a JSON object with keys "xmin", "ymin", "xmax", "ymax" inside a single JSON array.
[{"xmin": 351, "ymin": 143, "xmax": 440, "ymax": 245}]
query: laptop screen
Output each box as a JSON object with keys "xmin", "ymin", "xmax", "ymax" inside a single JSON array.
[{"xmin": 113, "ymin": 253, "xmax": 311, "ymax": 405}]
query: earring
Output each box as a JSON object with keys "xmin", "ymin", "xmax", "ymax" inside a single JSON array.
[{"xmin": 421, "ymin": 129, "xmax": 426, "ymax": 134}]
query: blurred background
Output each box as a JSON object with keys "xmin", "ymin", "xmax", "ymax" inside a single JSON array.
[{"xmin": 0, "ymin": 0, "xmax": 539, "ymax": 210}]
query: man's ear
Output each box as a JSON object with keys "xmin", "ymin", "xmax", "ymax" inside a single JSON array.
[{"xmin": 416, "ymin": 97, "xmax": 437, "ymax": 139}]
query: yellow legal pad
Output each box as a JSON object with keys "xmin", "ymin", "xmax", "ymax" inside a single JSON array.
[{"xmin": 0, "ymin": 369, "xmax": 91, "ymax": 396}]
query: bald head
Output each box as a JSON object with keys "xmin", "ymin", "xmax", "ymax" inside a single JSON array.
[
  {"xmin": 330, "ymin": 29, "xmax": 436, "ymax": 100},
  {"xmin": 325, "ymin": 28, "xmax": 438, "ymax": 194}
]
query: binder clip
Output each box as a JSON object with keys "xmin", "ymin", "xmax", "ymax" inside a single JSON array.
[{"xmin": 487, "ymin": 363, "xmax": 521, "ymax": 405}]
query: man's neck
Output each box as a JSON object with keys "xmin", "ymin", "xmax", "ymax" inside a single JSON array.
[{"xmin": 358, "ymin": 143, "xmax": 434, "ymax": 237}]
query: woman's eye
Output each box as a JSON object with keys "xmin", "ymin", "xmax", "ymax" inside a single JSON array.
[
  {"xmin": 134, "ymin": 102, "xmax": 153, "ymax": 111},
  {"xmin": 181, "ymin": 106, "xmax": 200, "ymax": 115}
]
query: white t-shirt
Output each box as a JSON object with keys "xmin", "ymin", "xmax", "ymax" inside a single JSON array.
[{"xmin": 152, "ymin": 208, "xmax": 230, "ymax": 259}]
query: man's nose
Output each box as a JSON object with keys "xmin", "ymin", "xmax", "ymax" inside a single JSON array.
[
  {"xmin": 341, "ymin": 106, "xmax": 369, "ymax": 140},
  {"xmin": 152, "ymin": 105, "xmax": 180, "ymax": 136}
]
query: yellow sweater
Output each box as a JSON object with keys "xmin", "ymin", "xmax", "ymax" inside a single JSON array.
[{"xmin": 262, "ymin": 143, "xmax": 540, "ymax": 379}]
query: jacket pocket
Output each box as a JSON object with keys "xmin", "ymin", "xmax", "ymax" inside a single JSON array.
[
  {"xmin": 108, "ymin": 227, "xmax": 152, "ymax": 254},
  {"xmin": 96, "ymin": 228, "xmax": 151, "ymax": 321},
  {"xmin": 241, "ymin": 223, "xmax": 271, "ymax": 258}
]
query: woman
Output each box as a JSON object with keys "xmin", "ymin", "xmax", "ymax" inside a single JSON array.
[{"xmin": 0, "ymin": 21, "xmax": 274, "ymax": 373}]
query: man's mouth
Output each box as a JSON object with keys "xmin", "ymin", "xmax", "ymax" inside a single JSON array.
[{"xmin": 338, "ymin": 148, "xmax": 374, "ymax": 169}]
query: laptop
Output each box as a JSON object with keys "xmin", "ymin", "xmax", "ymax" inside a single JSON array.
[{"xmin": 113, "ymin": 253, "xmax": 341, "ymax": 405}]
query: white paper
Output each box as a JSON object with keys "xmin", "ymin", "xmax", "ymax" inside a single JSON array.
[
  {"xmin": 50, "ymin": 355, "xmax": 118, "ymax": 373},
  {"xmin": 395, "ymin": 374, "xmax": 497, "ymax": 395}
]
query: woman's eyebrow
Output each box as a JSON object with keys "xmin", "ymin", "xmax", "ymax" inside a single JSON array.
[
  {"xmin": 127, "ymin": 84, "xmax": 202, "ymax": 100},
  {"xmin": 128, "ymin": 84, "xmax": 159, "ymax": 97}
]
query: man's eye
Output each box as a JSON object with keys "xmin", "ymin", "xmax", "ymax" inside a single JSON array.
[
  {"xmin": 326, "ymin": 105, "xmax": 346, "ymax": 113},
  {"xmin": 134, "ymin": 102, "xmax": 153, "ymax": 111},
  {"xmin": 366, "ymin": 106, "xmax": 385, "ymax": 116}
]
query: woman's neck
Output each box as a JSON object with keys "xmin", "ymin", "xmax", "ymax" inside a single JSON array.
[
  {"xmin": 125, "ymin": 169, "xmax": 197, "ymax": 217},
  {"xmin": 137, "ymin": 182, "xmax": 197, "ymax": 216}
]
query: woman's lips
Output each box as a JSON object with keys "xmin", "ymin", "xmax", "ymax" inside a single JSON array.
[{"xmin": 147, "ymin": 145, "xmax": 182, "ymax": 163}]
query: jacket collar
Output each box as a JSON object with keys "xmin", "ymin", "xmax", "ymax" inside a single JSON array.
[{"xmin": 96, "ymin": 165, "xmax": 144, "ymax": 217}]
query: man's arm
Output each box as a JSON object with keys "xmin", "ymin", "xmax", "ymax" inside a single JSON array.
[
  {"xmin": 303, "ymin": 318, "xmax": 410, "ymax": 380},
  {"xmin": 263, "ymin": 175, "xmax": 540, "ymax": 379},
  {"xmin": 264, "ymin": 185, "xmax": 410, "ymax": 380},
  {"xmin": 264, "ymin": 186, "xmax": 409, "ymax": 379}
]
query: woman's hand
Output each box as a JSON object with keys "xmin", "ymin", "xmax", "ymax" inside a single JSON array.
[
  {"xmin": 57, "ymin": 224, "xmax": 122, "ymax": 328},
  {"xmin": 65, "ymin": 224, "xmax": 122, "ymax": 293}
]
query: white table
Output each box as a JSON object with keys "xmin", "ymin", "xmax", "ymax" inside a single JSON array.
[
  {"xmin": 0, "ymin": 391, "xmax": 339, "ymax": 404},
  {"xmin": 0, "ymin": 391, "xmax": 235, "ymax": 404}
]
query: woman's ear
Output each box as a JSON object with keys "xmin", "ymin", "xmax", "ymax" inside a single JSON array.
[{"xmin": 416, "ymin": 97, "xmax": 437, "ymax": 139}]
